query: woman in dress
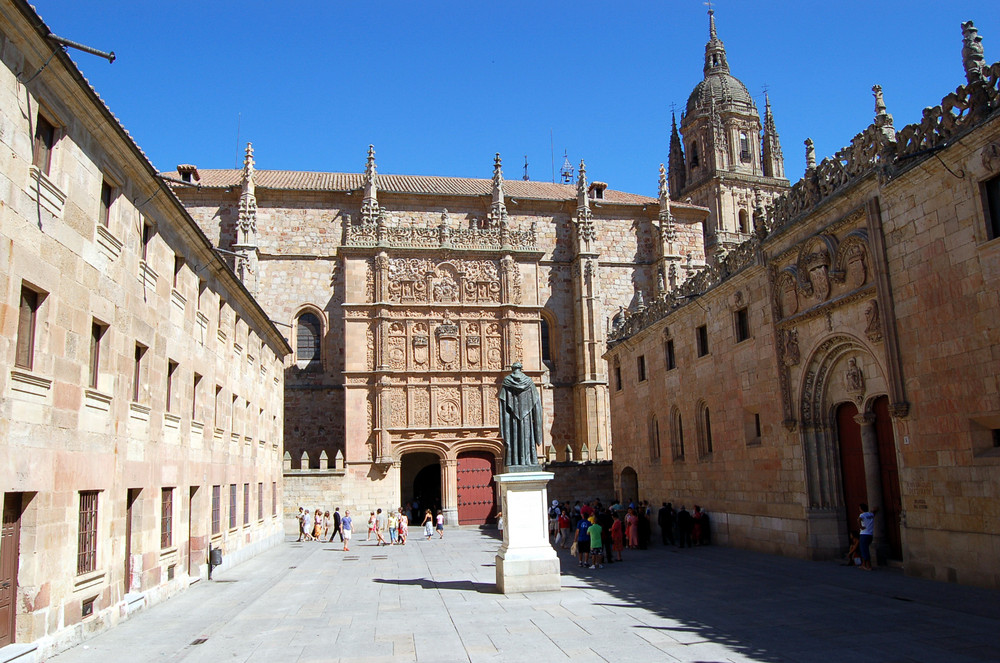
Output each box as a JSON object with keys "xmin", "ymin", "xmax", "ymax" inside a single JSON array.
[
  {"xmin": 625, "ymin": 507, "xmax": 639, "ymax": 549},
  {"xmin": 312, "ymin": 509, "xmax": 324, "ymax": 541},
  {"xmin": 611, "ymin": 512, "xmax": 624, "ymax": 562},
  {"xmin": 422, "ymin": 509, "xmax": 434, "ymax": 539}
]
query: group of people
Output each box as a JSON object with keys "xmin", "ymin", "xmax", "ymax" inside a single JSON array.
[
  {"xmin": 546, "ymin": 498, "xmax": 713, "ymax": 569},
  {"xmin": 296, "ymin": 506, "xmax": 354, "ymax": 551},
  {"xmin": 297, "ymin": 504, "xmax": 448, "ymax": 551}
]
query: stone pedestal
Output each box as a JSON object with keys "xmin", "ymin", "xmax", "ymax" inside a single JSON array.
[{"xmin": 494, "ymin": 471, "xmax": 560, "ymax": 594}]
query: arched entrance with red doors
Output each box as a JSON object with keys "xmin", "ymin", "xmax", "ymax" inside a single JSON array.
[
  {"xmin": 455, "ymin": 450, "xmax": 497, "ymax": 525},
  {"xmin": 836, "ymin": 402, "xmax": 867, "ymax": 536}
]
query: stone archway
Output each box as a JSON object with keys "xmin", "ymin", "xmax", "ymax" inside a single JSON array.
[
  {"xmin": 400, "ymin": 452, "xmax": 442, "ymax": 521},
  {"xmin": 620, "ymin": 467, "xmax": 639, "ymax": 505},
  {"xmin": 798, "ymin": 333, "xmax": 889, "ymax": 558}
]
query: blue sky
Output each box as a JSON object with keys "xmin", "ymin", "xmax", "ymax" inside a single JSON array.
[{"xmin": 32, "ymin": 1, "xmax": 1000, "ymax": 197}]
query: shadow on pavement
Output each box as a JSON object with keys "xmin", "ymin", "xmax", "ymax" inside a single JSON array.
[{"xmin": 373, "ymin": 577, "xmax": 499, "ymax": 594}]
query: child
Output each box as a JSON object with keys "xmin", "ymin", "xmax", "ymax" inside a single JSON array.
[{"xmin": 588, "ymin": 517, "xmax": 604, "ymax": 569}]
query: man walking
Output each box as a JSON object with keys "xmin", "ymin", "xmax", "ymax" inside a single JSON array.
[{"xmin": 328, "ymin": 506, "xmax": 343, "ymax": 542}]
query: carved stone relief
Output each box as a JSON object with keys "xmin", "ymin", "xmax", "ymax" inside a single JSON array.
[
  {"xmin": 465, "ymin": 386, "xmax": 482, "ymax": 426},
  {"xmin": 413, "ymin": 389, "xmax": 430, "ymax": 427},
  {"xmin": 865, "ymin": 300, "xmax": 883, "ymax": 343}
]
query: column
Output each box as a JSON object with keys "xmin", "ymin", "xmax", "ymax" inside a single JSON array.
[
  {"xmin": 441, "ymin": 458, "xmax": 458, "ymax": 526},
  {"xmin": 855, "ymin": 412, "xmax": 888, "ymax": 565}
]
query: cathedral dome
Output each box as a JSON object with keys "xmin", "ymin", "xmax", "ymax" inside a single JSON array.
[{"xmin": 685, "ymin": 72, "xmax": 756, "ymax": 118}]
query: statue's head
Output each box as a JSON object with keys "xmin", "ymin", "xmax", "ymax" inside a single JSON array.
[{"xmin": 511, "ymin": 362, "xmax": 523, "ymax": 372}]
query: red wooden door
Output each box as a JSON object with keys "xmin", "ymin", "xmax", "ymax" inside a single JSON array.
[
  {"xmin": 456, "ymin": 451, "xmax": 496, "ymax": 525},
  {"xmin": 836, "ymin": 402, "xmax": 868, "ymax": 534},
  {"xmin": 874, "ymin": 396, "xmax": 903, "ymax": 560},
  {"xmin": 1, "ymin": 494, "xmax": 22, "ymax": 646}
]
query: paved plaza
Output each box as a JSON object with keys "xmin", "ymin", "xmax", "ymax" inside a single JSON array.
[{"xmin": 50, "ymin": 528, "xmax": 999, "ymax": 663}]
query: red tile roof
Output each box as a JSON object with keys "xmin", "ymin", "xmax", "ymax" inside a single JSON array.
[{"xmin": 170, "ymin": 168, "xmax": 682, "ymax": 207}]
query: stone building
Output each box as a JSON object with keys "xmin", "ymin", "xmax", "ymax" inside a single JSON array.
[
  {"xmin": 606, "ymin": 20, "xmax": 1000, "ymax": 589},
  {"xmin": 0, "ymin": 1, "xmax": 290, "ymax": 656},
  {"xmin": 171, "ymin": 147, "xmax": 708, "ymax": 524}
]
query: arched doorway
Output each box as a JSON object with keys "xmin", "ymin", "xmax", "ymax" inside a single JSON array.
[
  {"xmin": 620, "ymin": 467, "xmax": 639, "ymax": 504},
  {"xmin": 836, "ymin": 402, "xmax": 867, "ymax": 535},
  {"xmin": 873, "ymin": 396, "xmax": 903, "ymax": 560},
  {"xmin": 400, "ymin": 452, "xmax": 441, "ymax": 520},
  {"xmin": 456, "ymin": 450, "xmax": 497, "ymax": 525}
]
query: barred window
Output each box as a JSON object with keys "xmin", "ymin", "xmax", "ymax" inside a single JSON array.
[
  {"xmin": 229, "ymin": 484, "xmax": 237, "ymax": 529},
  {"xmin": 257, "ymin": 482, "xmax": 263, "ymax": 521},
  {"xmin": 161, "ymin": 488, "xmax": 173, "ymax": 549},
  {"xmin": 243, "ymin": 483, "xmax": 250, "ymax": 526},
  {"xmin": 212, "ymin": 485, "xmax": 221, "ymax": 535},
  {"xmin": 296, "ymin": 312, "xmax": 322, "ymax": 362},
  {"xmin": 77, "ymin": 491, "xmax": 99, "ymax": 575}
]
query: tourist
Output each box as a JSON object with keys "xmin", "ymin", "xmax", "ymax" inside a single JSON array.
[
  {"xmin": 625, "ymin": 507, "xmax": 638, "ymax": 549},
  {"xmin": 588, "ymin": 516, "xmax": 604, "ymax": 569},
  {"xmin": 692, "ymin": 506, "xmax": 703, "ymax": 546},
  {"xmin": 658, "ymin": 502, "xmax": 675, "ymax": 546},
  {"xmin": 435, "ymin": 510, "xmax": 445, "ymax": 538},
  {"xmin": 375, "ymin": 508, "xmax": 387, "ymax": 546},
  {"xmin": 677, "ymin": 505, "xmax": 693, "ymax": 548},
  {"xmin": 496, "ymin": 510, "xmax": 503, "ymax": 533},
  {"xmin": 312, "ymin": 509, "xmax": 324, "ymax": 541},
  {"xmin": 548, "ymin": 500, "xmax": 559, "ymax": 541},
  {"xmin": 858, "ymin": 503, "xmax": 879, "ymax": 570},
  {"xmin": 341, "ymin": 510, "xmax": 352, "ymax": 551},
  {"xmin": 575, "ymin": 513, "xmax": 591, "ymax": 566},
  {"xmin": 398, "ymin": 509, "xmax": 408, "ymax": 544},
  {"xmin": 597, "ymin": 507, "xmax": 615, "ymax": 564},
  {"xmin": 322, "ymin": 511, "xmax": 332, "ymax": 540},
  {"xmin": 557, "ymin": 509, "xmax": 571, "ymax": 549},
  {"xmin": 367, "ymin": 511, "xmax": 376, "ymax": 541},
  {"xmin": 387, "ymin": 510, "xmax": 398, "ymax": 545},
  {"xmin": 302, "ymin": 508, "xmax": 314, "ymax": 541},
  {"xmin": 422, "ymin": 509, "xmax": 434, "ymax": 539},
  {"xmin": 296, "ymin": 507, "xmax": 305, "ymax": 542},
  {"xmin": 328, "ymin": 507, "xmax": 343, "ymax": 543},
  {"xmin": 611, "ymin": 512, "xmax": 624, "ymax": 562}
]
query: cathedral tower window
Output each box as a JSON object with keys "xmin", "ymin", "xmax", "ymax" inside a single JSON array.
[
  {"xmin": 689, "ymin": 143, "xmax": 700, "ymax": 168},
  {"xmin": 739, "ymin": 132, "xmax": 751, "ymax": 162},
  {"xmin": 295, "ymin": 311, "xmax": 322, "ymax": 363},
  {"xmin": 738, "ymin": 209, "xmax": 749, "ymax": 233}
]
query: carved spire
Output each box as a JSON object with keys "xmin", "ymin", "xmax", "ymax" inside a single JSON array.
[
  {"xmin": 668, "ymin": 111, "xmax": 686, "ymax": 195},
  {"xmin": 490, "ymin": 152, "xmax": 508, "ymax": 225},
  {"xmin": 872, "ymin": 85, "xmax": 896, "ymax": 142},
  {"xmin": 761, "ymin": 92, "xmax": 785, "ymax": 179},
  {"xmin": 658, "ymin": 163, "xmax": 677, "ymax": 242},
  {"xmin": 703, "ymin": 9, "xmax": 730, "ymax": 76},
  {"xmin": 962, "ymin": 21, "xmax": 987, "ymax": 84},
  {"xmin": 804, "ymin": 138, "xmax": 816, "ymax": 170},
  {"xmin": 575, "ymin": 160, "xmax": 595, "ymax": 243},
  {"xmin": 236, "ymin": 142, "xmax": 257, "ymax": 245},
  {"xmin": 360, "ymin": 144, "xmax": 379, "ymax": 224}
]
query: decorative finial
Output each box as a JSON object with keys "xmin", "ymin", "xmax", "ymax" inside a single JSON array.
[
  {"xmin": 702, "ymin": 5, "xmax": 730, "ymax": 76},
  {"xmin": 805, "ymin": 138, "xmax": 816, "ymax": 170},
  {"xmin": 576, "ymin": 159, "xmax": 588, "ymax": 196},
  {"xmin": 523, "ymin": 155, "xmax": 529, "ymax": 181},
  {"xmin": 365, "ymin": 144, "xmax": 376, "ymax": 179},
  {"xmin": 962, "ymin": 21, "xmax": 987, "ymax": 84},
  {"xmin": 360, "ymin": 144, "xmax": 379, "ymax": 224},
  {"xmin": 872, "ymin": 85, "xmax": 886, "ymax": 116},
  {"xmin": 490, "ymin": 152, "xmax": 507, "ymax": 224},
  {"xmin": 708, "ymin": 7, "xmax": 717, "ymax": 40},
  {"xmin": 658, "ymin": 163, "xmax": 668, "ymax": 199},
  {"xmin": 559, "ymin": 150, "xmax": 574, "ymax": 184}
]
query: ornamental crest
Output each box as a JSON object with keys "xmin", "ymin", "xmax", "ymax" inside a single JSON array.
[{"xmin": 436, "ymin": 320, "xmax": 460, "ymax": 366}]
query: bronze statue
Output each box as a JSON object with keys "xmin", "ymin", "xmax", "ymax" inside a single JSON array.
[{"xmin": 497, "ymin": 362, "xmax": 542, "ymax": 470}]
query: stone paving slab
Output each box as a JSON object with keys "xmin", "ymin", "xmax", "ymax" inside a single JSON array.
[{"xmin": 48, "ymin": 529, "xmax": 1000, "ymax": 663}]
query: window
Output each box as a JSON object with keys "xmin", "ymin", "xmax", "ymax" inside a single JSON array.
[
  {"xmin": 33, "ymin": 114, "xmax": 55, "ymax": 174},
  {"xmin": 257, "ymin": 482, "xmax": 263, "ymax": 521},
  {"xmin": 689, "ymin": 142, "xmax": 699, "ymax": 168},
  {"xmin": 166, "ymin": 360, "xmax": 178, "ymax": 412},
  {"xmin": 698, "ymin": 402, "xmax": 713, "ymax": 457},
  {"xmin": 197, "ymin": 279, "xmax": 207, "ymax": 311},
  {"xmin": 141, "ymin": 219, "xmax": 155, "ymax": 262},
  {"xmin": 671, "ymin": 408, "xmax": 684, "ymax": 460},
  {"xmin": 229, "ymin": 484, "xmax": 237, "ymax": 529},
  {"xmin": 745, "ymin": 410, "xmax": 763, "ymax": 446},
  {"xmin": 99, "ymin": 180, "xmax": 114, "ymax": 227},
  {"xmin": 133, "ymin": 343, "xmax": 147, "ymax": 401},
  {"xmin": 215, "ymin": 385, "xmax": 222, "ymax": 429},
  {"xmin": 614, "ymin": 359, "xmax": 622, "ymax": 391},
  {"xmin": 272, "ymin": 482, "xmax": 277, "ymax": 516},
  {"xmin": 637, "ymin": 355, "xmax": 646, "ymax": 382},
  {"xmin": 173, "ymin": 255, "xmax": 185, "ymax": 289},
  {"xmin": 77, "ymin": 491, "xmax": 99, "ymax": 575},
  {"xmin": 696, "ymin": 325, "xmax": 709, "ymax": 357},
  {"xmin": 739, "ymin": 209, "xmax": 750, "ymax": 234},
  {"xmin": 89, "ymin": 321, "xmax": 106, "ymax": 389},
  {"xmin": 243, "ymin": 484, "xmax": 250, "ymax": 526},
  {"xmin": 650, "ymin": 417, "xmax": 661, "ymax": 460},
  {"xmin": 665, "ymin": 339, "xmax": 676, "ymax": 370},
  {"xmin": 984, "ymin": 173, "xmax": 1000, "ymax": 241},
  {"xmin": 755, "ymin": 413, "xmax": 762, "ymax": 438},
  {"xmin": 16, "ymin": 285, "xmax": 41, "ymax": 370},
  {"xmin": 192, "ymin": 373, "xmax": 202, "ymax": 420},
  {"xmin": 211, "ymin": 485, "xmax": 221, "ymax": 535},
  {"xmin": 296, "ymin": 312, "xmax": 322, "ymax": 362},
  {"xmin": 540, "ymin": 316, "xmax": 552, "ymax": 365},
  {"xmin": 161, "ymin": 488, "xmax": 173, "ymax": 548},
  {"xmin": 735, "ymin": 308, "xmax": 750, "ymax": 343},
  {"xmin": 231, "ymin": 395, "xmax": 239, "ymax": 434},
  {"xmin": 739, "ymin": 131, "xmax": 751, "ymax": 162}
]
